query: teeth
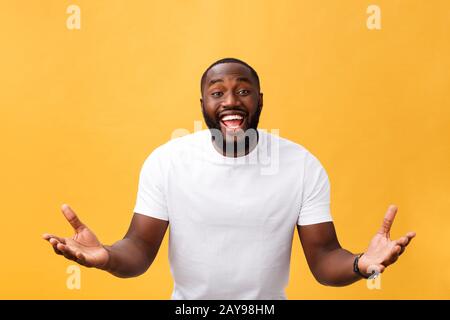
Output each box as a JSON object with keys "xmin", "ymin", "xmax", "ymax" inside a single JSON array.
[{"xmin": 221, "ymin": 114, "xmax": 243, "ymax": 121}]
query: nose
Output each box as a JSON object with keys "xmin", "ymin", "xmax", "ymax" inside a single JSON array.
[{"xmin": 222, "ymin": 91, "xmax": 240, "ymax": 107}]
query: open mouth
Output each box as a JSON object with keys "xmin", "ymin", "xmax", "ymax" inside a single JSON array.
[{"xmin": 220, "ymin": 114, "xmax": 246, "ymax": 130}]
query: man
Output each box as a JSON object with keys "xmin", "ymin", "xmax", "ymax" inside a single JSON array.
[{"xmin": 43, "ymin": 58, "xmax": 416, "ymax": 299}]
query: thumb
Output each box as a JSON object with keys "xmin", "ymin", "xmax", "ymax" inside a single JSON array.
[
  {"xmin": 61, "ymin": 204, "xmax": 85, "ymax": 232},
  {"xmin": 377, "ymin": 205, "xmax": 398, "ymax": 236}
]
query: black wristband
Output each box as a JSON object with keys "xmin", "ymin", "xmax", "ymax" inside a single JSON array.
[{"xmin": 353, "ymin": 253, "xmax": 370, "ymax": 279}]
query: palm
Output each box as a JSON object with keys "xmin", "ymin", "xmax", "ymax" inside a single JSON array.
[
  {"xmin": 65, "ymin": 227, "xmax": 109, "ymax": 268},
  {"xmin": 358, "ymin": 205, "xmax": 416, "ymax": 275},
  {"xmin": 363, "ymin": 234, "xmax": 397, "ymax": 266},
  {"xmin": 43, "ymin": 204, "xmax": 109, "ymax": 269}
]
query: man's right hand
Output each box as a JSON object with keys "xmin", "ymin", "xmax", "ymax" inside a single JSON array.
[{"xmin": 42, "ymin": 204, "xmax": 110, "ymax": 269}]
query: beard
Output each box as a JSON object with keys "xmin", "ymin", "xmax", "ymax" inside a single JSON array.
[{"xmin": 201, "ymin": 103, "xmax": 262, "ymax": 156}]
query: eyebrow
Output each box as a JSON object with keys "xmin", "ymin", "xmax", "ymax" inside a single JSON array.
[{"xmin": 207, "ymin": 77, "xmax": 253, "ymax": 87}]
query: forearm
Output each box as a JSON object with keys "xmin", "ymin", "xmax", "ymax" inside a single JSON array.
[
  {"xmin": 311, "ymin": 248, "xmax": 363, "ymax": 286},
  {"xmin": 102, "ymin": 237, "xmax": 155, "ymax": 278}
]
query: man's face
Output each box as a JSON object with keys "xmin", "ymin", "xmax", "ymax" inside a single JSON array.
[{"xmin": 201, "ymin": 63, "xmax": 263, "ymax": 145}]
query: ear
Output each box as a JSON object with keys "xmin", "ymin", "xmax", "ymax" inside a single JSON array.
[
  {"xmin": 258, "ymin": 92, "xmax": 263, "ymax": 109},
  {"xmin": 200, "ymin": 98, "xmax": 203, "ymax": 108}
]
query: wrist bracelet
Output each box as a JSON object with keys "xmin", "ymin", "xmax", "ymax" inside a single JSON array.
[{"xmin": 353, "ymin": 253, "xmax": 370, "ymax": 279}]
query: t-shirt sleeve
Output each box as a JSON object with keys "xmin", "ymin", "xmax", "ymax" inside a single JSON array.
[
  {"xmin": 297, "ymin": 152, "xmax": 333, "ymax": 226},
  {"xmin": 133, "ymin": 146, "xmax": 169, "ymax": 221}
]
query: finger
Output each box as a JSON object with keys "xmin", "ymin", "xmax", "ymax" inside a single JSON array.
[
  {"xmin": 49, "ymin": 238, "xmax": 59, "ymax": 246},
  {"xmin": 61, "ymin": 247, "xmax": 80, "ymax": 263},
  {"xmin": 46, "ymin": 238, "xmax": 63, "ymax": 255},
  {"xmin": 406, "ymin": 231, "xmax": 416, "ymax": 239},
  {"xmin": 44, "ymin": 234, "xmax": 66, "ymax": 244},
  {"xmin": 378, "ymin": 205, "xmax": 398, "ymax": 236},
  {"xmin": 400, "ymin": 234, "xmax": 415, "ymax": 256},
  {"xmin": 76, "ymin": 251, "xmax": 85, "ymax": 263},
  {"xmin": 76, "ymin": 252, "xmax": 91, "ymax": 268},
  {"xmin": 52, "ymin": 246, "xmax": 64, "ymax": 255},
  {"xmin": 388, "ymin": 245, "xmax": 402, "ymax": 264},
  {"xmin": 58, "ymin": 243, "xmax": 88, "ymax": 266},
  {"xmin": 61, "ymin": 204, "xmax": 85, "ymax": 232},
  {"xmin": 399, "ymin": 232, "xmax": 416, "ymax": 245},
  {"xmin": 395, "ymin": 236, "xmax": 409, "ymax": 247},
  {"xmin": 42, "ymin": 233, "xmax": 52, "ymax": 240},
  {"xmin": 393, "ymin": 244, "xmax": 402, "ymax": 255},
  {"xmin": 43, "ymin": 233, "xmax": 57, "ymax": 240},
  {"xmin": 57, "ymin": 243, "xmax": 77, "ymax": 261},
  {"xmin": 49, "ymin": 238, "xmax": 64, "ymax": 252},
  {"xmin": 60, "ymin": 248, "xmax": 76, "ymax": 262}
]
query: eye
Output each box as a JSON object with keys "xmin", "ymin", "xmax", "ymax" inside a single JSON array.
[
  {"xmin": 211, "ymin": 91, "xmax": 223, "ymax": 98},
  {"xmin": 237, "ymin": 89, "xmax": 250, "ymax": 96}
]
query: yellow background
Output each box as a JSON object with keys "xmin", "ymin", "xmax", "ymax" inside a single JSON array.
[{"xmin": 0, "ymin": 0, "xmax": 449, "ymax": 299}]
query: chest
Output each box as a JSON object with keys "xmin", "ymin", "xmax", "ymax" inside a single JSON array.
[{"xmin": 165, "ymin": 160, "xmax": 303, "ymax": 225}]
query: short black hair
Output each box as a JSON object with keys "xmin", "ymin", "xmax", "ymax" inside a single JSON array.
[{"xmin": 200, "ymin": 58, "xmax": 260, "ymax": 95}]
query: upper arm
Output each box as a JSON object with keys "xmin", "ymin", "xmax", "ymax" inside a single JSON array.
[
  {"xmin": 297, "ymin": 222, "xmax": 341, "ymax": 273},
  {"xmin": 133, "ymin": 147, "xmax": 169, "ymax": 221},
  {"xmin": 124, "ymin": 213, "xmax": 169, "ymax": 261},
  {"xmin": 297, "ymin": 152, "xmax": 332, "ymax": 226}
]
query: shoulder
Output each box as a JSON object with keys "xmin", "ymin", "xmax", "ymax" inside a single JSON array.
[{"xmin": 142, "ymin": 129, "xmax": 208, "ymax": 163}]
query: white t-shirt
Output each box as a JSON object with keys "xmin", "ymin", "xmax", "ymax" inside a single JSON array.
[{"xmin": 133, "ymin": 129, "xmax": 332, "ymax": 299}]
